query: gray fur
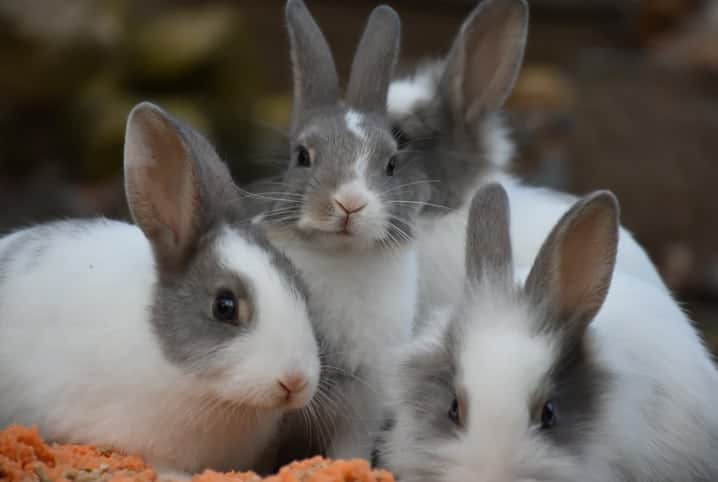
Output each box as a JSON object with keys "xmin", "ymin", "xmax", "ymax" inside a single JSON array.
[
  {"xmin": 402, "ymin": 331, "xmax": 462, "ymax": 443},
  {"xmin": 346, "ymin": 5, "xmax": 400, "ymax": 115},
  {"xmin": 465, "ymin": 182, "xmax": 513, "ymax": 288},
  {"xmin": 124, "ymin": 102, "xmax": 241, "ymax": 274},
  {"xmin": 534, "ymin": 338, "xmax": 612, "ymax": 452},
  {"xmin": 124, "ymin": 103, "xmax": 307, "ymax": 372},
  {"xmin": 257, "ymin": 110, "xmax": 429, "ymax": 246},
  {"xmin": 378, "ymin": 185, "xmax": 617, "ymax": 481},
  {"xmin": 388, "ymin": 0, "xmax": 529, "ymax": 214},
  {"xmin": 286, "ymin": 0, "xmax": 340, "ymax": 130},
  {"xmin": 251, "ymin": 3, "xmax": 431, "ymax": 249}
]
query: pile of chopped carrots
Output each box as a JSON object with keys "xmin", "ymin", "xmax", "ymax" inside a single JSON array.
[{"xmin": 0, "ymin": 425, "xmax": 395, "ymax": 482}]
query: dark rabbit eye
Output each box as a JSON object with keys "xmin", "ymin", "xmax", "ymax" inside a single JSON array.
[
  {"xmin": 212, "ymin": 290, "xmax": 238, "ymax": 324},
  {"xmin": 391, "ymin": 124, "xmax": 410, "ymax": 150},
  {"xmin": 386, "ymin": 155, "xmax": 397, "ymax": 176},
  {"xmin": 541, "ymin": 400, "xmax": 556, "ymax": 429},
  {"xmin": 295, "ymin": 145, "xmax": 311, "ymax": 167},
  {"xmin": 448, "ymin": 397, "xmax": 461, "ymax": 426}
]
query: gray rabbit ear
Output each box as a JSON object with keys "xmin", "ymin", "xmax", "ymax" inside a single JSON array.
[
  {"xmin": 465, "ymin": 183, "xmax": 513, "ymax": 289},
  {"xmin": 524, "ymin": 191, "xmax": 619, "ymax": 346},
  {"xmin": 124, "ymin": 102, "xmax": 235, "ymax": 272},
  {"xmin": 442, "ymin": 0, "xmax": 528, "ymax": 126},
  {"xmin": 286, "ymin": 0, "xmax": 340, "ymax": 128},
  {"xmin": 346, "ymin": 5, "xmax": 401, "ymax": 115}
]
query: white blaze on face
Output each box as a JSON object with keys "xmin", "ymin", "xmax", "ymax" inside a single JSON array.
[
  {"xmin": 453, "ymin": 296, "xmax": 555, "ymax": 474},
  {"xmin": 327, "ymin": 110, "xmax": 388, "ymax": 241},
  {"xmin": 345, "ymin": 110, "xmax": 372, "ymax": 178},
  {"xmin": 345, "ymin": 110, "xmax": 367, "ymax": 140}
]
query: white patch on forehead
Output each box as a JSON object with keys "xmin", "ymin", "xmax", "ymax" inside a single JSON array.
[
  {"xmin": 345, "ymin": 110, "xmax": 367, "ymax": 140},
  {"xmin": 344, "ymin": 110, "xmax": 372, "ymax": 179},
  {"xmin": 460, "ymin": 295, "xmax": 554, "ymax": 413}
]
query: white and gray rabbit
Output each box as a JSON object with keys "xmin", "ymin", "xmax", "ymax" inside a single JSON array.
[
  {"xmin": 246, "ymin": 0, "xmax": 431, "ymax": 462},
  {"xmin": 377, "ymin": 182, "xmax": 718, "ymax": 482},
  {"xmin": 0, "ymin": 102, "xmax": 320, "ymax": 478},
  {"xmin": 385, "ymin": 0, "xmax": 669, "ymax": 329}
]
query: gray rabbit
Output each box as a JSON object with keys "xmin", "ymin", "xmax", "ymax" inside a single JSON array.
[{"xmin": 246, "ymin": 0, "xmax": 433, "ymax": 462}]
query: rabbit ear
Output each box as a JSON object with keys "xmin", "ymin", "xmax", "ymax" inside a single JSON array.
[
  {"xmin": 123, "ymin": 102, "xmax": 235, "ymax": 272},
  {"xmin": 441, "ymin": 0, "xmax": 528, "ymax": 126},
  {"xmin": 346, "ymin": 5, "xmax": 401, "ymax": 115},
  {"xmin": 286, "ymin": 0, "xmax": 340, "ymax": 128},
  {"xmin": 465, "ymin": 182, "xmax": 514, "ymax": 290},
  {"xmin": 524, "ymin": 191, "xmax": 619, "ymax": 346}
]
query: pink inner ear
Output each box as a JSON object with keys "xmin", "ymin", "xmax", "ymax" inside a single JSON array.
[
  {"xmin": 461, "ymin": 1, "xmax": 526, "ymax": 121},
  {"xmin": 557, "ymin": 206, "xmax": 616, "ymax": 322},
  {"xmin": 126, "ymin": 109, "xmax": 199, "ymax": 252}
]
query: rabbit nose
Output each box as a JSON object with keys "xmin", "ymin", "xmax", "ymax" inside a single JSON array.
[
  {"xmin": 277, "ymin": 374, "xmax": 309, "ymax": 399},
  {"xmin": 334, "ymin": 197, "xmax": 367, "ymax": 215}
]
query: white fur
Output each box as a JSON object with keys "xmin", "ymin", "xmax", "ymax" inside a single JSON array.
[
  {"xmin": 269, "ymin": 233, "xmax": 418, "ymax": 459},
  {"xmin": 481, "ymin": 116, "xmax": 514, "ymax": 170},
  {"xmin": 345, "ymin": 110, "xmax": 367, "ymax": 140},
  {"xmin": 386, "ymin": 260, "xmax": 718, "ymax": 482},
  {"xmin": 212, "ymin": 228, "xmax": 320, "ymax": 409},
  {"xmin": 387, "ymin": 74, "xmax": 435, "ymax": 117},
  {"xmin": 0, "ymin": 220, "xmax": 319, "ymax": 475},
  {"xmin": 387, "ymin": 73, "xmax": 667, "ymax": 323},
  {"xmin": 413, "ymin": 173, "xmax": 668, "ymax": 330}
]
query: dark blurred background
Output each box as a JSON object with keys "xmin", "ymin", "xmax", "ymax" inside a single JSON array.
[{"xmin": 1, "ymin": 0, "xmax": 717, "ymax": 350}]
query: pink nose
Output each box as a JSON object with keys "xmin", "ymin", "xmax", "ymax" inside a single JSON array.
[
  {"xmin": 334, "ymin": 197, "xmax": 367, "ymax": 215},
  {"xmin": 277, "ymin": 374, "xmax": 308, "ymax": 399}
]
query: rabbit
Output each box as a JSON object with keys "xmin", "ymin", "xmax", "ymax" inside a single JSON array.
[
  {"xmin": 0, "ymin": 101, "xmax": 321, "ymax": 479},
  {"xmin": 245, "ymin": 0, "xmax": 432, "ymax": 463},
  {"xmin": 384, "ymin": 0, "xmax": 669, "ymax": 330},
  {"xmin": 376, "ymin": 182, "xmax": 718, "ymax": 482}
]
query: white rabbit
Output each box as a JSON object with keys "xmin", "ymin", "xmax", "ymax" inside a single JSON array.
[
  {"xmin": 377, "ymin": 182, "xmax": 718, "ymax": 482},
  {"xmin": 386, "ymin": 0, "xmax": 668, "ymax": 329},
  {"xmin": 0, "ymin": 102, "xmax": 320, "ymax": 478},
  {"xmin": 245, "ymin": 0, "xmax": 428, "ymax": 463}
]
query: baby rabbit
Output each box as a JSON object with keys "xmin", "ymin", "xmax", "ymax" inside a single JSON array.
[
  {"xmin": 248, "ymin": 0, "xmax": 430, "ymax": 462},
  {"xmin": 0, "ymin": 102, "xmax": 320, "ymax": 478},
  {"xmin": 378, "ymin": 183, "xmax": 718, "ymax": 482},
  {"xmin": 385, "ymin": 0, "xmax": 668, "ymax": 328}
]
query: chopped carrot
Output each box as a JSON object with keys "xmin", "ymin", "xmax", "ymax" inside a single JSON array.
[{"xmin": 0, "ymin": 425, "xmax": 395, "ymax": 482}]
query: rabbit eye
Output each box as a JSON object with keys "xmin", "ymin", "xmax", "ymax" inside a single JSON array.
[
  {"xmin": 541, "ymin": 400, "xmax": 556, "ymax": 429},
  {"xmin": 295, "ymin": 145, "xmax": 311, "ymax": 167},
  {"xmin": 448, "ymin": 397, "xmax": 462, "ymax": 426},
  {"xmin": 213, "ymin": 290, "xmax": 238, "ymax": 324},
  {"xmin": 386, "ymin": 155, "xmax": 397, "ymax": 176}
]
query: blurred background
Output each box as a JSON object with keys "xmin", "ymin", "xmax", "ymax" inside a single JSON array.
[{"xmin": 1, "ymin": 0, "xmax": 717, "ymax": 350}]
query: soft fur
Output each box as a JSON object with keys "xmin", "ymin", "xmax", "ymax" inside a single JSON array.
[
  {"xmin": 243, "ymin": 0, "xmax": 433, "ymax": 463},
  {"xmin": 385, "ymin": 0, "xmax": 667, "ymax": 328},
  {"xmin": 0, "ymin": 102, "xmax": 320, "ymax": 478},
  {"xmin": 379, "ymin": 183, "xmax": 718, "ymax": 482}
]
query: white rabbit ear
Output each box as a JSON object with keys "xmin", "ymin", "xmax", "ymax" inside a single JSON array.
[
  {"xmin": 123, "ymin": 102, "xmax": 214, "ymax": 271},
  {"xmin": 441, "ymin": 0, "xmax": 528, "ymax": 126},
  {"xmin": 524, "ymin": 191, "xmax": 619, "ymax": 344},
  {"xmin": 465, "ymin": 182, "xmax": 513, "ymax": 289}
]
